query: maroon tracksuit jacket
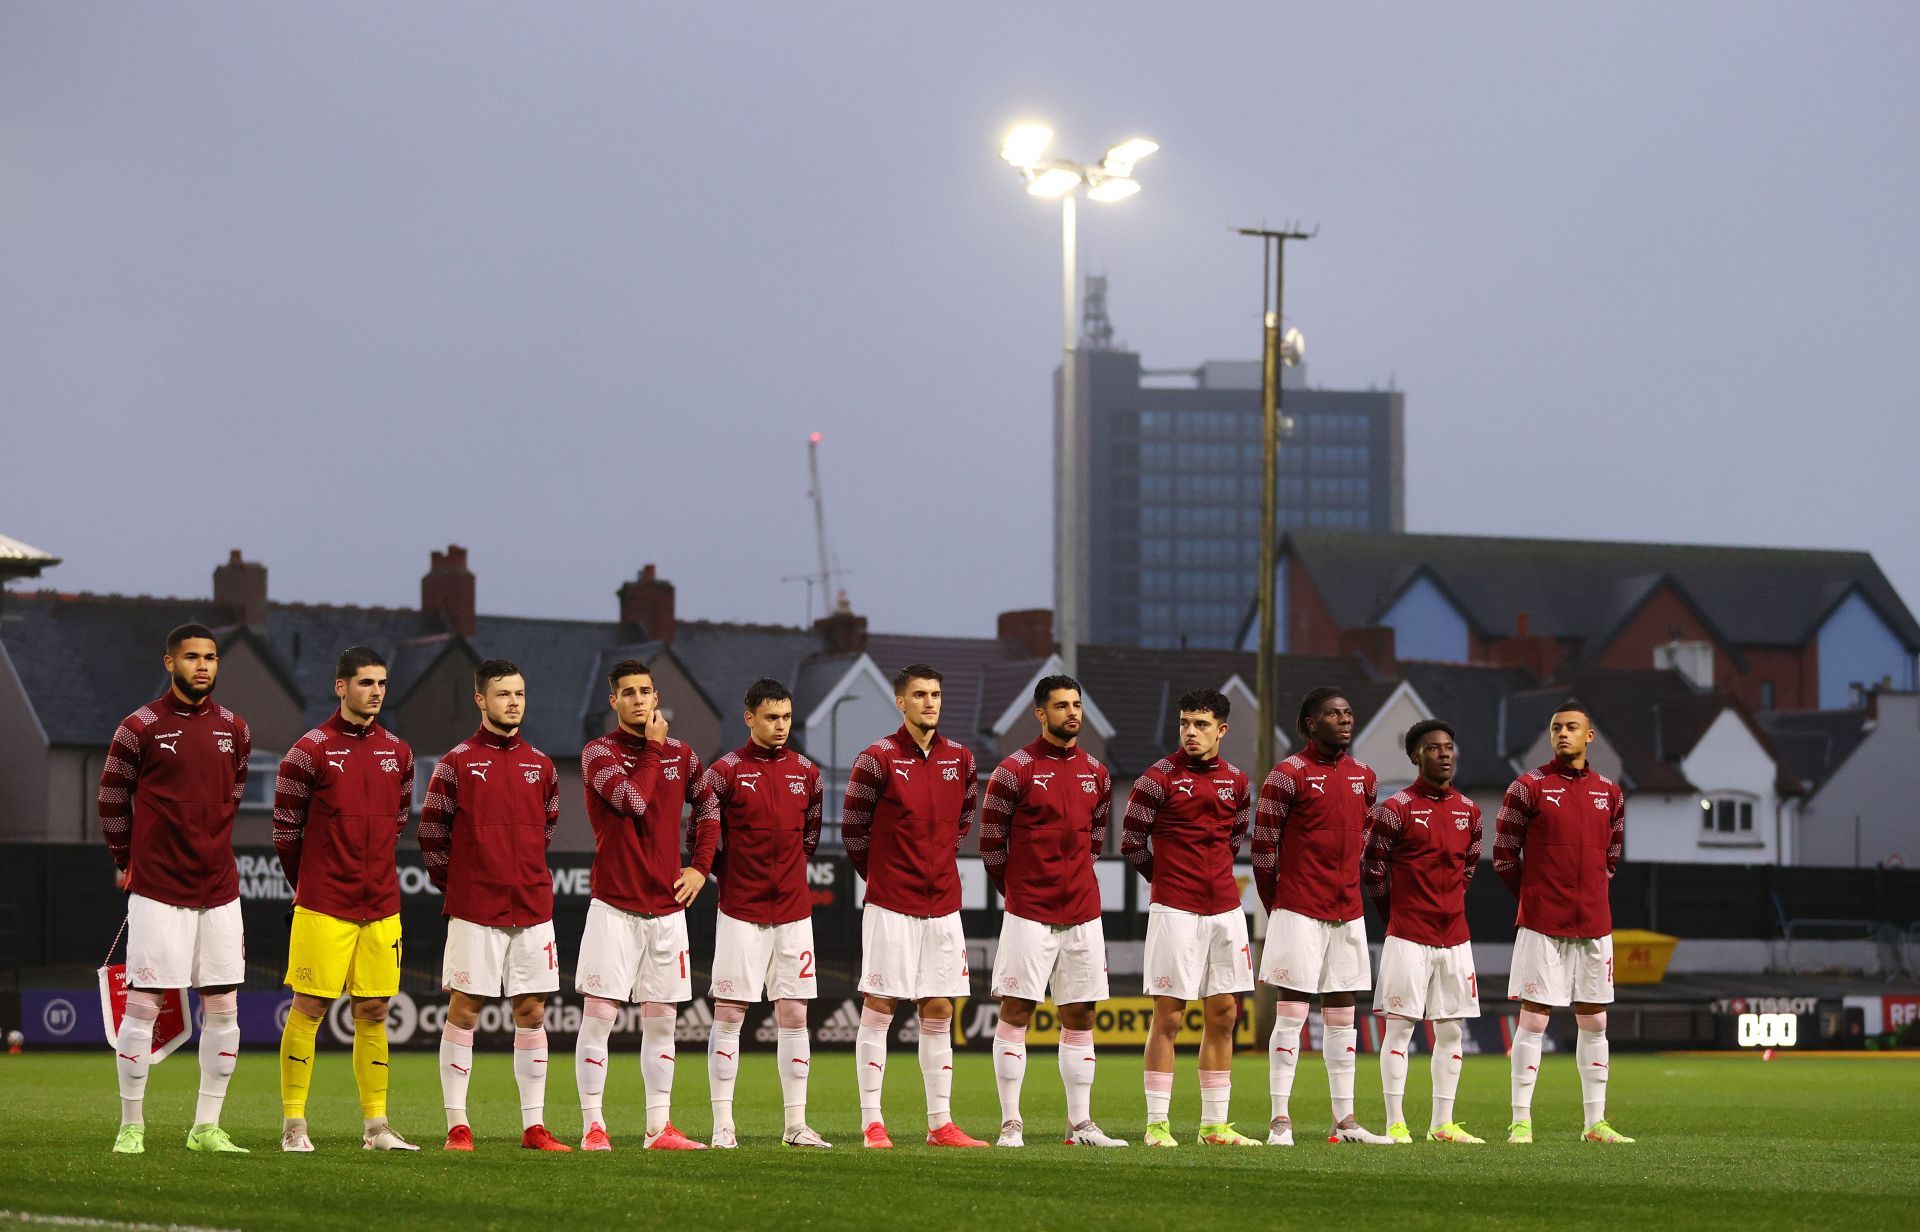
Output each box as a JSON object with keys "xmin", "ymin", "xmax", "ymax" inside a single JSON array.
[
  {"xmin": 580, "ymin": 729, "xmax": 703, "ymax": 916},
  {"xmin": 690, "ymin": 742, "xmax": 822, "ymax": 927},
  {"xmin": 1120, "ymin": 750, "xmax": 1252, "ymax": 917},
  {"xmin": 417, "ymin": 727, "xmax": 559, "ymax": 928},
  {"xmin": 98, "ymin": 692, "xmax": 251, "ymax": 909},
  {"xmin": 840, "ymin": 726, "xmax": 978, "ymax": 917},
  {"xmin": 1361, "ymin": 779, "xmax": 1482, "ymax": 948},
  {"xmin": 1252, "ymin": 746, "xmax": 1378, "ymax": 923},
  {"xmin": 1493, "ymin": 760, "xmax": 1624, "ymax": 940},
  {"xmin": 273, "ymin": 711, "xmax": 415, "ymax": 922},
  {"xmin": 979, "ymin": 738, "xmax": 1111, "ymax": 927}
]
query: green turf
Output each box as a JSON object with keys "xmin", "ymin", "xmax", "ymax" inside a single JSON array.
[{"xmin": 2, "ymin": 1049, "xmax": 1917, "ymax": 1231}]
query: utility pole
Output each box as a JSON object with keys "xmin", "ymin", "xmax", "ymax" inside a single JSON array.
[{"xmin": 1237, "ymin": 225, "xmax": 1313, "ymax": 778}]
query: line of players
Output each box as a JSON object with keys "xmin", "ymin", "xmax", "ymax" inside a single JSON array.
[{"xmin": 100, "ymin": 622, "xmax": 1634, "ymax": 1155}]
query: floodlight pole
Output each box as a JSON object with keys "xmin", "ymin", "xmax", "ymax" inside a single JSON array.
[
  {"xmin": 1238, "ymin": 226, "xmax": 1312, "ymax": 778},
  {"xmin": 1058, "ymin": 192, "xmax": 1080, "ymax": 676}
]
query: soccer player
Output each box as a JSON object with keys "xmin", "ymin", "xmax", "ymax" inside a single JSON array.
[
  {"xmin": 1361, "ymin": 719, "xmax": 1485, "ymax": 1146},
  {"xmin": 418, "ymin": 659, "xmax": 570, "ymax": 1152},
  {"xmin": 273, "ymin": 646, "xmax": 420, "ymax": 1152},
  {"xmin": 572, "ymin": 658, "xmax": 708, "ymax": 1151},
  {"xmin": 981, "ymin": 674, "xmax": 1127, "ymax": 1149},
  {"xmin": 1494, "ymin": 699, "xmax": 1634, "ymax": 1144},
  {"xmin": 1120, "ymin": 687, "xmax": 1259, "ymax": 1148},
  {"xmin": 842, "ymin": 663, "xmax": 988, "ymax": 1150},
  {"xmin": 98, "ymin": 623, "xmax": 251, "ymax": 1155},
  {"xmin": 1252, "ymin": 687, "xmax": 1392, "ymax": 1146},
  {"xmin": 690, "ymin": 678, "xmax": 831, "ymax": 1149}
]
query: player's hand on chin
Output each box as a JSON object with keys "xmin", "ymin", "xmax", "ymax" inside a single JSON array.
[{"xmin": 673, "ymin": 867, "xmax": 705, "ymax": 905}]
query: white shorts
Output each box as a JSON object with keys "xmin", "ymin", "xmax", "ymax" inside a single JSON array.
[
  {"xmin": 710, "ymin": 910, "xmax": 816, "ymax": 1003},
  {"xmin": 1142, "ymin": 904, "xmax": 1254, "ymax": 1001},
  {"xmin": 125, "ymin": 894, "xmax": 245, "ymax": 990},
  {"xmin": 858, "ymin": 905, "xmax": 969, "ymax": 1002},
  {"xmin": 1373, "ymin": 936, "xmax": 1480, "ymax": 1020},
  {"xmin": 1508, "ymin": 927, "xmax": 1614, "ymax": 1007},
  {"xmin": 1258, "ymin": 908, "xmax": 1371, "ymax": 995},
  {"xmin": 572, "ymin": 898, "xmax": 690, "ymax": 1004},
  {"xmin": 991, "ymin": 913, "xmax": 1109, "ymax": 1006},
  {"xmin": 443, "ymin": 916, "xmax": 561, "ymax": 999}
]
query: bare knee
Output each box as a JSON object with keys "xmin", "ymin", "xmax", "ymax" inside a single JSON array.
[
  {"xmin": 775, "ymin": 999, "xmax": 808, "ymax": 1030},
  {"xmin": 998, "ymin": 997, "xmax": 1035, "ymax": 1029},
  {"xmin": 1057, "ymin": 1002, "xmax": 1094, "ymax": 1032},
  {"xmin": 917, "ymin": 997, "xmax": 953, "ymax": 1023},
  {"xmin": 1201, "ymin": 995, "xmax": 1237, "ymax": 1034},
  {"xmin": 863, "ymin": 994, "xmax": 896, "ymax": 1017},
  {"xmin": 445, "ymin": 991, "xmax": 484, "ymax": 1030},
  {"xmin": 1150, "ymin": 997, "xmax": 1186, "ymax": 1041},
  {"xmin": 510, "ymin": 994, "xmax": 547, "ymax": 1030},
  {"xmin": 351, "ymin": 996, "xmax": 389, "ymax": 1022}
]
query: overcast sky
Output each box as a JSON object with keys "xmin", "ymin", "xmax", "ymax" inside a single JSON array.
[{"xmin": 4, "ymin": 3, "xmax": 1915, "ymax": 638}]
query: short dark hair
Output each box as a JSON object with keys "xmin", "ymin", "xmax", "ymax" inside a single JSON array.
[
  {"xmin": 1296, "ymin": 686, "xmax": 1349, "ymax": 738},
  {"xmin": 474, "ymin": 658, "xmax": 522, "ymax": 693},
  {"xmin": 1404, "ymin": 718, "xmax": 1455, "ymax": 759},
  {"xmin": 1177, "ymin": 688, "xmax": 1230, "ymax": 721},
  {"xmin": 165, "ymin": 623, "xmax": 217, "ymax": 653},
  {"xmin": 607, "ymin": 658, "xmax": 652, "ymax": 691},
  {"xmin": 892, "ymin": 663, "xmax": 942, "ymax": 695},
  {"xmin": 744, "ymin": 678, "xmax": 792, "ymax": 712},
  {"xmin": 335, "ymin": 646, "xmax": 387, "ymax": 680},
  {"xmin": 1551, "ymin": 697, "xmax": 1592, "ymax": 722},
  {"xmin": 1033, "ymin": 674, "xmax": 1081, "ymax": 707}
]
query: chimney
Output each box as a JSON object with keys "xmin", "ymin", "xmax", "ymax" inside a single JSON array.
[
  {"xmin": 814, "ymin": 595, "xmax": 868, "ymax": 655},
  {"xmin": 998, "ymin": 609, "xmax": 1056, "ymax": 659},
  {"xmin": 1337, "ymin": 625, "xmax": 1397, "ymax": 676},
  {"xmin": 618, "ymin": 564, "xmax": 676, "ymax": 645},
  {"xmin": 421, "ymin": 545, "xmax": 476, "ymax": 638},
  {"xmin": 212, "ymin": 549, "xmax": 268, "ymax": 627},
  {"xmin": 1515, "ymin": 611, "xmax": 1531, "ymax": 638}
]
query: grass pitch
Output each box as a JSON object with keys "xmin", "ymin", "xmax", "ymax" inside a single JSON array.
[{"xmin": 2, "ymin": 1049, "xmax": 1916, "ymax": 1231}]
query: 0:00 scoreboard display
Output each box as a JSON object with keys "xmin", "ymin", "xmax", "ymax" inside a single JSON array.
[{"xmin": 1709, "ymin": 996, "xmax": 1848, "ymax": 1050}]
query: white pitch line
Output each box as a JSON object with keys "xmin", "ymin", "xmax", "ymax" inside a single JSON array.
[{"xmin": 0, "ymin": 1211, "xmax": 244, "ymax": 1232}]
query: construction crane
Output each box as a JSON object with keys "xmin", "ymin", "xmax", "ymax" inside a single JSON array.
[{"xmin": 781, "ymin": 432, "xmax": 851, "ymax": 624}]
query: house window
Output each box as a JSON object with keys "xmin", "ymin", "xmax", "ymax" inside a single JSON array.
[
  {"xmin": 1699, "ymin": 795, "xmax": 1756, "ymax": 841},
  {"xmin": 1758, "ymin": 681, "xmax": 1776, "ymax": 711},
  {"xmin": 240, "ymin": 751, "xmax": 281, "ymax": 810}
]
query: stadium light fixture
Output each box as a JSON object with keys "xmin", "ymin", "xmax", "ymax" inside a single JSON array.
[{"xmin": 997, "ymin": 121, "xmax": 1156, "ymax": 676}]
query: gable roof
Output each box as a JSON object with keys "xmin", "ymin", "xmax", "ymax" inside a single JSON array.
[
  {"xmin": 1278, "ymin": 531, "xmax": 1920, "ymax": 651},
  {"xmin": 1755, "ymin": 708, "xmax": 1875, "ymax": 794}
]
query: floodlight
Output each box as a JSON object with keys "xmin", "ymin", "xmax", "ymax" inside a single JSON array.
[
  {"xmin": 1100, "ymin": 137, "xmax": 1159, "ymax": 178},
  {"xmin": 1085, "ymin": 177, "xmax": 1141, "ymax": 203},
  {"xmin": 1025, "ymin": 167, "xmax": 1082, "ymax": 198},
  {"xmin": 1000, "ymin": 124, "xmax": 1055, "ymax": 167}
]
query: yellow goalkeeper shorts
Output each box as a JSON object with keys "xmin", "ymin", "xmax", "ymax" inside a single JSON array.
[{"xmin": 285, "ymin": 906, "xmax": 403, "ymax": 999}]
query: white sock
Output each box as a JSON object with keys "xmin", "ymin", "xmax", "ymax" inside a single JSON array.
[
  {"xmin": 1199, "ymin": 1070, "xmax": 1231, "ymax": 1126},
  {"xmin": 1511, "ymin": 1027, "xmax": 1544, "ymax": 1121},
  {"xmin": 994, "ymin": 1021, "xmax": 1027, "ymax": 1124},
  {"xmin": 194, "ymin": 1010, "xmax": 240, "ymax": 1126},
  {"xmin": 1059, "ymin": 1028, "xmax": 1096, "ymax": 1128},
  {"xmin": 512, "ymin": 1026, "xmax": 549, "ymax": 1131},
  {"xmin": 440, "ymin": 1024, "xmax": 474, "ymax": 1131},
  {"xmin": 115, "ymin": 1010, "xmax": 157, "ymax": 1126},
  {"xmin": 1577, "ymin": 1021, "xmax": 1610, "ymax": 1128},
  {"xmin": 641, "ymin": 1009, "xmax": 675, "ymax": 1135},
  {"xmin": 919, "ymin": 1017, "xmax": 954, "ymax": 1130},
  {"xmin": 1268, "ymin": 1006, "xmax": 1306, "ymax": 1121},
  {"xmin": 1323, "ymin": 1009, "xmax": 1358, "ymax": 1122},
  {"xmin": 778, "ymin": 1027, "xmax": 811, "ymax": 1132},
  {"xmin": 708, "ymin": 1016, "xmax": 743, "ymax": 1133},
  {"xmin": 1380, "ymin": 1017, "xmax": 1414, "ymax": 1127},
  {"xmin": 855, "ymin": 1007, "xmax": 889, "ymax": 1125},
  {"xmin": 1144, "ymin": 1069, "xmax": 1172, "ymax": 1124},
  {"xmin": 575, "ymin": 1007, "xmax": 614, "ymax": 1134},
  {"xmin": 1431, "ymin": 1019, "xmax": 1464, "ymax": 1129}
]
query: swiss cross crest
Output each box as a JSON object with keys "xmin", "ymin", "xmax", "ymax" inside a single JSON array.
[
  {"xmin": 1081, "ymin": 779, "xmax": 1096, "ymax": 794},
  {"xmin": 664, "ymin": 763, "xmax": 680, "ymax": 781},
  {"xmin": 1592, "ymin": 795, "xmax": 1608, "ymax": 811},
  {"xmin": 714, "ymin": 979, "xmax": 735, "ymax": 995},
  {"xmin": 217, "ymin": 737, "xmax": 233, "ymax": 754},
  {"xmin": 1218, "ymin": 786, "xmax": 1234, "ymax": 805},
  {"xmin": 1002, "ymin": 975, "xmax": 1020, "ymax": 991},
  {"xmin": 380, "ymin": 757, "xmax": 399, "ymax": 773},
  {"xmin": 1153, "ymin": 975, "xmax": 1173, "ymax": 992},
  {"xmin": 789, "ymin": 779, "xmax": 805, "ymax": 795},
  {"xmin": 583, "ymin": 974, "xmax": 603, "ymax": 991},
  {"xmin": 1350, "ymin": 779, "xmax": 1365, "ymax": 795},
  {"xmin": 1388, "ymin": 995, "xmax": 1405, "ymax": 1010},
  {"xmin": 942, "ymin": 766, "xmax": 960, "ymax": 781},
  {"xmin": 523, "ymin": 769, "xmax": 540, "ymax": 784},
  {"xmin": 1455, "ymin": 814, "xmax": 1469, "ymax": 830}
]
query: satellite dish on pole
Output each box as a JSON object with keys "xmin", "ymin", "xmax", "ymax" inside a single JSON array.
[{"xmin": 1281, "ymin": 328, "xmax": 1305, "ymax": 367}]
